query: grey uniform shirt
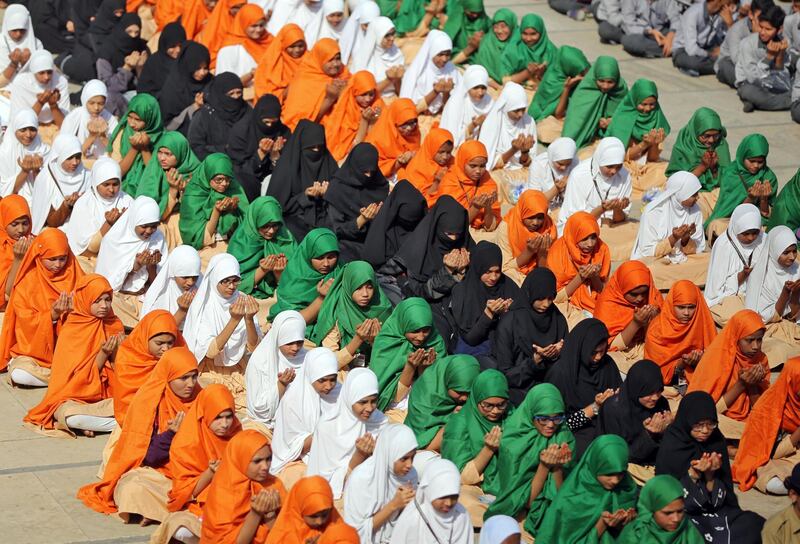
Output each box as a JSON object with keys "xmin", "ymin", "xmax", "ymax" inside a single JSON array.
[
  {"xmin": 719, "ymin": 17, "xmax": 751, "ymax": 62},
  {"xmin": 598, "ymin": 0, "xmax": 625, "ymax": 26},
  {"xmin": 621, "ymin": 0, "xmax": 673, "ymax": 34},
  {"xmin": 673, "ymin": 1, "xmax": 727, "ymax": 56}
]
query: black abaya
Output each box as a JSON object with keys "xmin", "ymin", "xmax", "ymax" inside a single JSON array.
[
  {"xmin": 188, "ymin": 72, "xmax": 250, "ymax": 159},
  {"xmin": 159, "ymin": 41, "xmax": 213, "ymax": 131},
  {"xmin": 138, "ymin": 23, "xmax": 186, "ymax": 95}
]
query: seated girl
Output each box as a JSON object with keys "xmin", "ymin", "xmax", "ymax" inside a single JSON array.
[
  {"xmin": 322, "ymin": 71, "xmax": 386, "ymax": 161},
  {"xmin": 60, "ymin": 80, "xmax": 119, "ymax": 161},
  {"xmin": 399, "ymin": 30, "xmax": 460, "ymax": 126},
  {"xmin": 109, "ymin": 93, "xmax": 164, "ymax": 195},
  {"xmin": 483, "ymin": 383, "xmax": 574, "ymax": 539},
  {"xmin": 0, "ymin": 228, "xmax": 83, "ymax": 387},
  {"xmin": 306, "ymin": 367, "xmax": 387, "ymax": 499},
  {"xmin": 216, "ymin": 4, "xmax": 271, "ymax": 91},
  {"xmin": 441, "ymin": 0, "xmax": 491, "ymax": 56},
  {"xmin": 468, "ymin": 9, "xmax": 518, "ymax": 84},
  {"xmin": 364, "ymin": 98, "xmax": 421, "ymax": 181},
  {"xmin": 311, "ymin": 261, "xmax": 392, "ymax": 370},
  {"xmin": 397, "ymin": 127, "xmax": 454, "ymax": 207},
  {"xmin": 593, "ymin": 260, "xmax": 663, "ymax": 374},
  {"xmin": 187, "ymin": 73, "xmax": 250, "ymax": 161},
  {"xmin": 137, "ymin": 23, "xmax": 186, "ymax": 97},
  {"xmin": 606, "ymin": 78, "xmax": 671, "ymax": 198},
  {"xmin": 645, "ymin": 280, "xmax": 717, "ymax": 387},
  {"xmin": 439, "ymin": 66, "xmax": 492, "ymax": 148},
  {"xmin": 441, "ymin": 370, "xmax": 512, "ymax": 528},
  {"xmin": 24, "ymin": 274, "xmax": 124, "ymax": 437},
  {"xmin": 253, "ymin": 24, "xmax": 307, "ymax": 103},
  {"xmin": 404, "ymin": 354, "xmax": 481, "ymax": 451},
  {"xmin": 158, "ymin": 42, "xmax": 212, "ymax": 133},
  {"xmin": 94, "ymin": 15, "xmax": 148, "ymax": 116},
  {"xmin": 9, "ymin": 49, "xmax": 69, "ymax": 132},
  {"xmin": 0, "ymin": 5, "xmax": 41, "ymax": 86},
  {"xmin": 630, "ymin": 171, "xmax": 707, "ymax": 290},
  {"xmin": 501, "ymin": 14, "xmax": 557, "ymax": 87},
  {"xmin": 0, "ymin": 195, "xmax": 31, "ymax": 311},
  {"xmin": 339, "ymin": 2, "xmax": 379, "ymax": 65},
  {"xmin": 497, "ymin": 189, "xmax": 555, "ymax": 285},
  {"xmin": 0, "ymin": 108, "xmax": 49, "ymax": 201},
  {"xmin": 525, "ymin": 136, "xmax": 578, "ymax": 213},
  {"xmin": 493, "ymin": 268, "xmax": 568, "ymax": 405},
  {"xmin": 768, "ymin": 167, "xmax": 800, "ymax": 232},
  {"xmin": 140, "ymin": 245, "xmax": 201, "ymax": 328},
  {"xmin": 266, "ymin": 475, "xmax": 350, "ymax": 542},
  {"xmin": 351, "ymin": 17, "xmax": 405, "ymax": 99}
]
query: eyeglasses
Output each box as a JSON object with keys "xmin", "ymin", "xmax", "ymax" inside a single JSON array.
[
  {"xmin": 534, "ymin": 415, "xmax": 566, "ymax": 425},
  {"xmin": 691, "ymin": 421, "xmax": 718, "ymax": 432},
  {"xmin": 479, "ymin": 400, "xmax": 508, "ymax": 412},
  {"xmin": 219, "ymin": 277, "xmax": 242, "ymax": 287}
]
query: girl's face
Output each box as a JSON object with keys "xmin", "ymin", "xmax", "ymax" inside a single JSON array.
[
  {"xmin": 217, "ymin": 276, "xmax": 241, "ymax": 298},
  {"xmin": 393, "ymin": 448, "xmax": 417, "ymax": 476},
  {"xmin": 355, "ymin": 89, "xmax": 376, "ymax": 109},
  {"xmin": 127, "ymin": 111, "xmax": 146, "ymax": 131},
  {"xmin": 431, "ymin": 495, "xmax": 459, "ymax": 514},
  {"xmin": 90, "ymin": 292, "xmax": 113, "ymax": 318},
  {"xmin": 464, "ymin": 157, "xmax": 488, "ymax": 182},
  {"xmin": 480, "ymin": 265, "xmax": 501, "ymax": 288},
  {"xmin": 673, "ymin": 303, "xmax": 697, "ymax": 323},
  {"xmin": 596, "ymin": 472, "xmax": 626, "ymax": 490},
  {"xmin": 624, "ymin": 285, "xmax": 649, "ymax": 306},
  {"xmin": 523, "ymin": 213, "xmax": 544, "ymax": 232},
  {"xmin": 286, "ymin": 39, "xmax": 307, "ymax": 58},
  {"xmin": 690, "ymin": 419, "xmax": 716, "ymax": 442},
  {"xmin": 303, "ymin": 508, "xmax": 332, "ymax": 529},
  {"xmin": 638, "ymin": 388, "xmax": 663, "ymax": 409},
  {"xmin": 476, "ymin": 396, "xmax": 508, "ymax": 422},
  {"xmin": 404, "ymin": 327, "xmax": 430, "ymax": 347},
  {"xmin": 209, "ymin": 174, "xmax": 231, "ymax": 194},
  {"xmin": 157, "ymin": 147, "xmax": 178, "ymax": 170},
  {"xmin": 246, "ymin": 18, "xmax": 267, "ymax": 40},
  {"xmin": 148, "ymin": 333, "xmax": 176, "ymax": 357},
  {"xmin": 743, "ymin": 156, "xmax": 766, "ymax": 174},
  {"xmin": 203, "ymin": 0, "xmax": 218, "ymax": 8},
  {"xmin": 352, "ymin": 394, "xmax": 378, "ymax": 421},
  {"xmin": 533, "ymin": 413, "xmax": 564, "ymax": 437},
  {"xmin": 636, "ymin": 96, "xmax": 658, "ymax": 114},
  {"xmin": 322, "ymin": 53, "xmax": 344, "ymax": 77},
  {"xmin": 6, "ymin": 215, "xmax": 31, "ymax": 241},
  {"xmin": 166, "ymin": 43, "xmax": 182, "ymax": 59},
  {"xmin": 738, "ymin": 329, "xmax": 765, "ymax": 358},
  {"xmin": 35, "ymin": 70, "xmax": 53, "ymax": 86},
  {"xmin": 226, "ymin": 87, "xmax": 244, "ymax": 100},
  {"xmin": 135, "ymin": 222, "xmax": 159, "ymax": 240},
  {"xmin": 397, "ymin": 118, "xmax": 419, "ymax": 138},
  {"xmin": 16, "ymin": 127, "xmax": 37, "ymax": 146},
  {"xmin": 174, "ymin": 275, "xmax": 198, "ymax": 291},
  {"xmin": 521, "ymin": 27, "xmax": 541, "ymax": 46},
  {"xmin": 653, "ymin": 498, "xmax": 685, "ymax": 532},
  {"xmin": 61, "ymin": 153, "xmax": 82, "ymax": 173},
  {"xmin": 312, "ymin": 374, "xmax": 338, "ymax": 395},
  {"xmin": 493, "ymin": 21, "xmax": 511, "ymax": 41},
  {"xmin": 596, "ymin": 78, "xmax": 616, "ymax": 93},
  {"xmin": 697, "ymin": 129, "xmax": 721, "ymax": 148},
  {"xmin": 680, "ymin": 192, "xmax": 699, "ymax": 208},
  {"xmin": 468, "ymin": 84, "xmax": 487, "ymax": 102},
  {"xmin": 553, "ymin": 159, "xmax": 572, "ymax": 172},
  {"xmin": 327, "ymin": 11, "xmax": 344, "ymax": 28},
  {"xmin": 380, "ymin": 29, "xmax": 396, "ymax": 49},
  {"xmin": 532, "ymin": 296, "xmax": 554, "ymax": 313},
  {"xmin": 599, "ymin": 164, "xmax": 622, "ymax": 178},
  {"xmin": 258, "ymin": 221, "xmax": 282, "ymax": 240},
  {"xmin": 125, "ymin": 24, "xmax": 141, "ymax": 38},
  {"xmin": 86, "ymin": 95, "xmax": 107, "ymax": 116},
  {"xmin": 246, "ymin": 444, "xmax": 272, "ymax": 482},
  {"xmin": 434, "ymin": 141, "xmax": 454, "ymax": 166},
  {"xmin": 590, "ymin": 341, "xmax": 607, "ymax": 365},
  {"xmin": 432, "ymin": 50, "xmax": 452, "ymax": 69},
  {"xmin": 507, "ymin": 108, "xmax": 525, "ymax": 123},
  {"xmin": 737, "ymin": 228, "xmax": 761, "ymax": 245},
  {"xmin": 209, "ymin": 409, "xmax": 236, "ymax": 436},
  {"xmin": 500, "ymin": 536, "xmax": 522, "ymax": 544},
  {"xmin": 193, "ymin": 63, "xmax": 210, "ymax": 81},
  {"xmin": 447, "ymin": 389, "xmax": 469, "ymax": 405},
  {"xmin": 310, "ymin": 251, "xmax": 339, "ymax": 274},
  {"xmin": 351, "ymin": 281, "xmax": 375, "ymax": 308},
  {"xmin": 42, "ymin": 255, "xmax": 68, "ymax": 273},
  {"xmin": 8, "ymin": 28, "xmax": 26, "ymax": 42},
  {"xmin": 279, "ymin": 340, "xmax": 304, "ymax": 359},
  {"xmin": 169, "ymin": 370, "xmax": 199, "ymax": 399},
  {"xmin": 577, "ymin": 233, "xmax": 598, "ymax": 254},
  {"xmin": 778, "ymin": 244, "xmax": 798, "ymax": 268}
]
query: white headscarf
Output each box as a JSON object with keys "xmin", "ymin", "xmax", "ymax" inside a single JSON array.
[
  {"xmin": 270, "ymin": 347, "xmax": 341, "ymax": 474},
  {"xmin": 140, "ymin": 244, "xmax": 202, "ymax": 317},
  {"xmin": 307, "ymin": 367, "xmax": 387, "ymax": 498},
  {"xmin": 95, "ymin": 195, "xmax": 167, "ymax": 292},
  {"xmin": 344, "ymin": 424, "xmax": 419, "ymax": 543},
  {"xmin": 351, "ymin": 17, "xmax": 404, "ymax": 94},
  {"xmin": 439, "ymin": 65, "xmax": 493, "ymax": 146},
  {"xmin": 630, "ymin": 171, "xmax": 705, "ymax": 259},
  {"xmin": 318, "ymin": 0, "xmax": 346, "ymax": 41},
  {"xmin": 270, "ymin": 0, "xmax": 325, "ymax": 45},
  {"xmin": 64, "ymin": 157, "xmax": 133, "ymax": 256},
  {"xmin": 399, "ymin": 30, "xmax": 461, "ymax": 115},
  {"xmin": 0, "ymin": 4, "xmax": 41, "ymax": 74},
  {"xmin": 389, "ymin": 458, "xmax": 473, "ymax": 544},
  {"xmin": 479, "ymin": 81, "xmax": 537, "ymax": 171},
  {"xmin": 59, "ymin": 80, "xmax": 118, "ymax": 159},
  {"xmin": 340, "ymin": 1, "xmax": 381, "ymax": 64},
  {"xmin": 479, "ymin": 515, "xmax": 521, "ymax": 544},
  {"xmin": 704, "ymin": 203, "xmax": 766, "ymax": 307},
  {"xmin": 0, "ymin": 108, "xmax": 50, "ymax": 200},
  {"xmin": 527, "ymin": 136, "xmax": 578, "ymax": 202},
  {"xmin": 556, "ymin": 136, "xmax": 631, "ymax": 235},
  {"xmin": 745, "ymin": 225, "xmax": 800, "ymax": 322},
  {"xmin": 9, "ymin": 49, "xmax": 70, "ymax": 125}
]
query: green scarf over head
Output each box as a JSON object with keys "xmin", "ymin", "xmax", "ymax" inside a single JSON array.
[
  {"xmin": 484, "ymin": 383, "xmax": 576, "ymax": 536},
  {"xmin": 310, "ymin": 261, "xmax": 393, "ymax": 352},
  {"xmin": 705, "ymin": 133, "xmax": 777, "ymax": 227},
  {"xmin": 379, "ymin": 0, "xmax": 425, "ymax": 34},
  {"xmin": 404, "ymin": 354, "xmax": 481, "ymax": 447},
  {"xmin": 371, "ymin": 297, "xmax": 447, "ymax": 411},
  {"xmin": 501, "ymin": 14, "xmax": 557, "ymax": 80},
  {"xmin": 443, "ymin": 0, "xmax": 491, "ymax": 54},
  {"xmin": 110, "ymin": 93, "xmax": 165, "ymax": 195},
  {"xmin": 441, "ymin": 369, "xmax": 511, "ymax": 495},
  {"xmin": 767, "ymin": 167, "xmax": 800, "ymax": 232},
  {"xmin": 617, "ymin": 475, "xmax": 704, "ymax": 544},
  {"xmin": 528, "ymin": 45, "xmax": 590, "ymax": 121},
  {"xmin": 179, "ymin": 153, "xmax": 249, "ymax": 249},
  {"xmin": 470, "ymin": 9, "xmax": 517, "ymax": 83},
  {"xmin": 562, "ymin": 55, "xmax": 628, "ymax": 149},
  {"xmin": 268, "ymin": 227, "xmax": 341, "ymax": 324},
  {"xmin": 536, "ymin": 434, "xmax": 638, "ymax": 544},
  {"xmin": 606, "ymin": 79, "xmax": 670, "ymax": 147},
  {"xmin": 228, "ymin": 196, "xmax": 297, "ymax": 298},
  {"xmin": 665, "ymin": 107, "xmax": 731, "ymax": 192},
  {"xmin": 136, "ymin": 131, "xmax": 201, "ymax": 214}
]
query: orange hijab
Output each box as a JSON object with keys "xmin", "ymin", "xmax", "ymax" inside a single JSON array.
[
  {"xmin": 112, "ymin": 310, "xmax": 184, "ymax": 425},
  {"xmin": 503, "ymin": 189, "xmax": 557, "ymax": 274},
  {"xmin": 154, "ymin": 0, "xmax": 183, "ymax": 30},
  {"xmin": 364, "ymin": 98, "xmax": 421, "ymax": 177},
  {"xmin": 0, "ymin": 228, "xmax": 83, "ymax": 371},
  {"xmin": 282, "ymin": 38, "xmax": 350, "ymax": 130},
  {"xmin": 219, "ymin": 4, "xmax": 273, "ymax": 65},
  {"xmin": 266, "ymin": 476, "xmax": 347, "ymax": 543},
  {"xmin": 687, "ymin": 309, "xmax": 769, "ymax": 421},
  {"xmin": 180, "ymin": 0, "xmax": 215, "ymax": 40},
  {"xmin": 254, "ymin": 23, "xmax": 306, "ymax": 102},
  {"xmin": 319, "ymin": 524, "xmax": 360, "ymax": 543},
  {"xmin": 733, "ymin": 356, "xmax": 800, "ymax": 490},
  {"xmin": 322, "ymin": 71, "xmax": 386, "ymax": 161},
  {"xmin": 77, "ymin": 346, "xmax": 200, "ymax": 514},
  {"xmin": 167, "ymin": 383, "xmax": 242, "ymax": 513},
  {"xmin": 437, "ymin": 140, "xmax": 501, "ymax": 229},
  {"xmin": 201, "ymin": 430, "xmax": 288, "ymax": 544},
  {"xmin": 0, "ymin": 195, "xmax": 31, "ymax": 308},
  {"xmin": 644, "ymin": 280, "xmax": 717, "ymax": 384},
  {"xmin": 398, "ymin": 127, "xmax": 453, "ymax": 207},
  {"xmin": 198, "ymin": 0, "xmax": 246, "ymax": 67},
  {"xmin": 24, "ymin": 275, "xmax": 123, "ymax": 432}
]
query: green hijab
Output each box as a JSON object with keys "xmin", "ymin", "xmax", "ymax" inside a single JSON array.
[
  {"xmin": 179, "ymin": 153, "xmax": 249, "ymax": 249},
  {"xmin": 470, "ymin": 9, "xmax": 517, "ymax": 83},
  {"xmin": 502, "ymin": 14, "xmax": 558, "ymax": 79},
  {"xmin": 227, "ymin": 196, "xmax": 297, "ymax": 298},
  {"xmin": 536, "ymin": 434, "xmax": 639, "ymax": 544},
  {"xmin": 606, "ymin": 79, "xmax": 671, "ymax": 147},
  {"xmin": 528, "ymin": 45, "xmax": 590, "ymax": 121},
  {"xmin": 310, "ymin": 261, "xmax": 393, "ymax": 351},
  {"xmin": 443, "ymin": 0, "xmax": 491, "ymax": 55},
  {"xmin": 484, "ymin": 383, "xmax": 576, "ymax": 536},
  {"xmin": 768, "ymin": 167, "xmax": 800, "ymax": 232},
  {"xmin": 404, "ymin": 354, "xmax": 481, "ymax": 447},
  {"xmin": 379, "ymin": 0, "xmax": 425, "ymax": 34},
  {"xmin": 617, "ymin": 475, "xmax": 704, "ymax": 544},
  {"xmin": 268, "ymin": 227, "xmax": 341, "ymax": 324},
  {"xmin": 371, "ymin": 297, "xmax": 447, "ymax": 411},
  {"xmin": 135, "ymin": 131, "xmax": 201, "ymax": 214},
  {"xmin": 665, "ymin": 107, "xmax": 732, "ymax": 192},
  {"xmin": 110, "ymin": 93, "xmax": 165, "ymax": 195},
  {"xmin": 705, "ymin": 134, "xmax": 777, "ymax": 227},
  {"xmin": 441, "ymin": 369, "xmax": 511, "ymax": 495},
  {"xmin": 562, "ymin": 55, "xmax": 628, "ymax": 149}
]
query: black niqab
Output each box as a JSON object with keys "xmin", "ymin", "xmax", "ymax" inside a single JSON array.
[
  {"xmin": 507, "ymin": 267, "xmax": 567, "ymax": 358},
  {"xmin": 324, "ymin": 143, "xmax": 389, "ymax": 219},
  {"xmin": 88, "ymin": 0, "xmax": 125, "ymax": 53},
  {"xmin": 362, "ymin": 179, "xmax": 427, "ymax": 269},
  {"xmin": 138, "ymin": 22, "xmax": 186, "ymax": 95},
  {"xmin": 97, "ymin": 12, "xmax": 148, "ymax": 70},
  {"xmin": 159, "ymin": 40, "xmax": 212, "ymax": 123},
  {"xmin": 205, "ymin": 72, "xmax": 248, "ymax": 125}
]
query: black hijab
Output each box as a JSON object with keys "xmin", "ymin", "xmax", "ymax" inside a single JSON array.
[
  {"xmin": 138, "ymin": 22, "xmax": 186, "ymax": 95},
  {"xmin": 362, "ymin": 180, "xmax": 427, "ymax": 269},
  {"xmin": 88, "ymin": 0, "xmax": 125, "ymax": 53},
  {"xmin": 97, "ymin": 13, "xmax": 148, "ymax": 70},
  {"xmin": 503, "ymin": 267, "xmax": 567, "ymax": 358},
  {"xmin": 159, "ymin": 40, "xmax": 213, "ymax": 123},
  {"xmin": 324, "ymin": 143, "xmax": 389, "ymax": 219},
  {"xmin": 205, "ymin": 72, "xmax": 249, "ymax": 125}
]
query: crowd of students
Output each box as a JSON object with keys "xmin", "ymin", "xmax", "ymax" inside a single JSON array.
[{"xmin": 1, "ymin": 0, "xmax": 800, "ymax": 542}]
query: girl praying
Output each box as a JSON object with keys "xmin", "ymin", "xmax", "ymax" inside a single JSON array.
[
  {"xmin": 0, "ymin": 195, "xmax": 32, "ymax": 310},
  {"xmin": 0, "ymin": 108, "xmax": 50, "ymax": 201},
  {"xmin": 496, "ymin": 189, "xmax": 556, "ymax": 285},
  {"xmin": 60, "ymin": 80, "xmax": 119, "ymax": 161},
  {"xmin": 109, "ymin": 93, "xmax": 164, "ymax": 194},
  {"xmin": 525, "ymin": 136, "xmax": 578, "ymax": 211},
  {"xmin": 439, "ymin": 65, "xmax": 493, "ymax": 147},
  {"xmin": 140, "ymin": 245, "xmax": 202, "ymax": 328}
]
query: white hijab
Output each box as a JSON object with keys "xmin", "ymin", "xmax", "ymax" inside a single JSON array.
[
  {"xmin": 340, "ymin": 1, "xmax": 381, "ymax": 64},
  {"xmin": 9, "ymin": 49, "xmax": 70, "ymax": 125},
  {"xmin": 64, "ymin": 157, "xmax": 133, "ymax": 256},
  {"xmin": 745, "ymin": 225, "xmax": 800, "ymax": 322},
  {"xmin": 439, "ymin": 65, "xmax": 493, "ymax": 146},
  {"xmin": 344, "ymin": 424, "xmax": 419, "ymax": 543},
  {"xmin": 557, "ymin": 136, "xmax": 631, "ymax": 235},
  {"xmin": 270, "ymin": 347, "xmax": 341, "ymax": 474},
  {"xmin": 318, "ymin": 0, "xmax": 346, "ymax": 41},
  {"xmin": 0, "ymin": 108, "xmax": 50, "ymax": 200},
  {"xmin": 30, "ymin": 135, "xmax": 90, "ymax": 235},
  {"xmin": 60, "ymin": 80, "xmax": 118, "ymax": 159},
  {"xmin": 307, "ymin": 367, "xmax": 387, "ymax": 498},
  {"xmin": 479, "ymin": 516, "xmax": 521, "ymax": 544},
  {"xmin": 704, "ymin": 203, "xmax": 765, "ymax": 307},
  {"xmin": 527, "ymin": 136, "xmax": 578, "ymax": 201},
  {"xmin": 631, "ymin": 171, "xmax": 705, "ymax": 259},
  {"xmin": 399, "ymin": 30, "xmax": 461, "ymax": 115},
  {"xmin": 479, "ymin": 81, "xmax": 537, "ymax": 171},
  {"xmin": 0, "ymin": 4, "xmax": 41, "ymax": 74},
  {"xmin": 352, "ymin": 17, "xmax": 404, "ymax": 93},
  {"xmin": 95, "ymin": 195, "xmax": 166, "ymax": 292},
  {"xmin": 140, "ymin": 244, "xmax": 202, "ymax": 317},
  {"xmin": 389, "ymin": 458, "xmax": 473, "ymax": 544}
]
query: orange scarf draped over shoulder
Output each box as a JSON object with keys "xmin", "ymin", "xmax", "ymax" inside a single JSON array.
[
  {"xmin": 180, "ymin": 0, "xmax": 215, "ymax": 40},
  {"xmin": 0, "ymin": 195, "xmax": 31, "ymax": 308},
  {"xmin": 398, "ymin": 127, "xmax": 453, "ymax": 207},
  {"xmin": 364, "ymin": 98, "xmax": 421, "ymax": 177},
  {"xmin": 266, "ymin": 476, "xmax": 348, "ymax": 543},
  {"xmin": 437, "ymin": 140, "xmax": 501, "ymax": 230},
  {"xmin": 154, "ymin": 0, "xmax": 183, "ymax": 30},
  {"xmin": 254, "ymin": 24, "xmax": 306, "ymax": 102},
  {"xmin": 197, "ymin": 0, "xmax": 246, "ymax": 67},
  {"xmin": 219, "ymin": 4, "xmax": 273, "ymax": 65},
  {"xmin": 322, "ymin": 71, "xmax": 386, "ymax": 161},
  {"xmin": 503, "ymin": 189, "xmax": 557, "ymax": 275}
]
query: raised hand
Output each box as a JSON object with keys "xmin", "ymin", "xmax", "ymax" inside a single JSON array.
[
  {"xmin": 167, "ymin": 411, "xmax": 185, "ymax": 432},
  {"xmin": 359, "ymin": 202, "xmax": 382, "ymax": 222},
  {"xmin": 317, "ymin": 278, "xmax": 335, "ymax": 297},
  {"xmin": 229, "ymin": 296, "xmax": 247, "ymax": 320},
  {"xmin": 51, "ymin": 292, "xmax": 74, "ymax": 320},
  {"xmin": 12, "ymin": 236, "xmax": 31, "ymax": 259},
  {"xmin": 278, "ymin": 368, "xmax": 296, "ymax": 386},
  {"xmin": 483, "ymin": 425, "xmax": 502, "ymax": 451},
  {"xmin": 355, "ymin": 433, "xmax": 377, "ymax": 456},
  {"xmin": 100, "ymin": 334, "xmax": 123, "ymax": 357},
  {"xmin": 391, "ymin": 485, "xmax": 416, "ymax": 509},
  {"xmin": 176, "ymin": 289, "xmax": 196, "ymax": 311}
]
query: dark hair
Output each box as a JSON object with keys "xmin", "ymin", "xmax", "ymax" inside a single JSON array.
[
  {"xmin": 750, "ymin": 0, "xmax": 774, "ymax": 15},
  {"xmin": 784, "ymin": 476, "xmax": 800, "ymax": 494},
  {"xmin": 758, "ymin": 5, "xmax": 785, "ymax": 29}
]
